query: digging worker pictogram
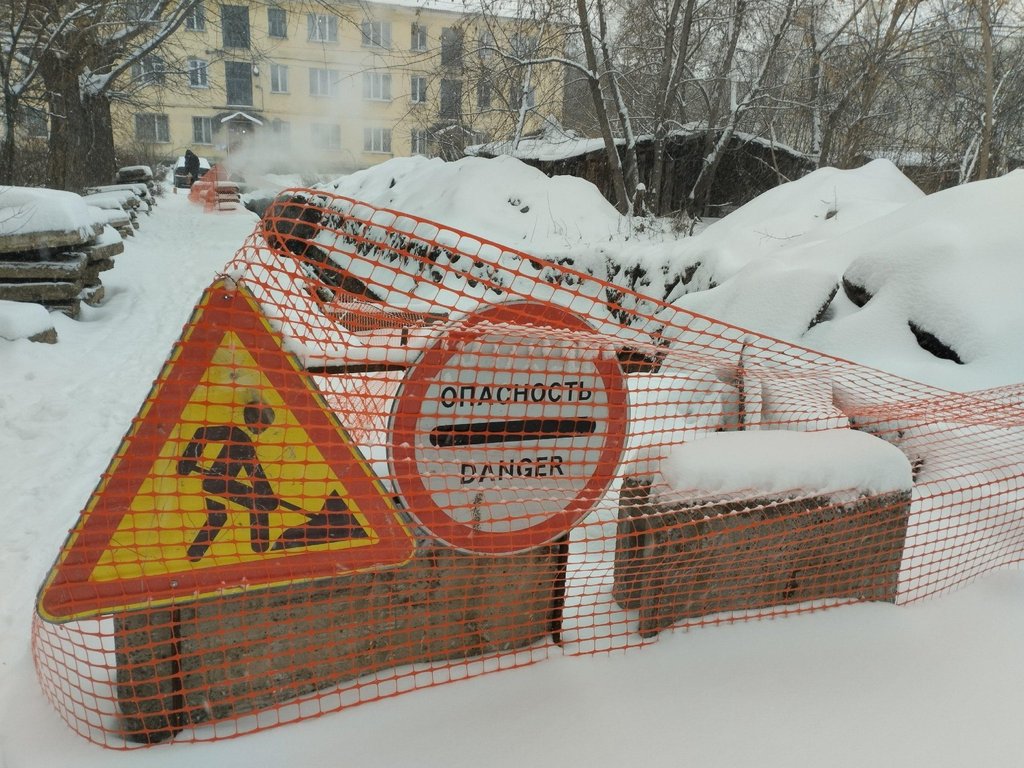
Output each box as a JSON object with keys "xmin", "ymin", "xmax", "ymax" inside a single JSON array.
[{"xmin": 177, "ymin": 401, "xmax": 281, "ymax": 561}]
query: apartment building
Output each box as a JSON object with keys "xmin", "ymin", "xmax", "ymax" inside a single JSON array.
[{"xmin": 117, "ymin": 0, "xmax": 564, "ymax": 174}]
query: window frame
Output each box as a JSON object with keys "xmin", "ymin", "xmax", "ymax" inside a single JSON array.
[
  {"xmin": 133, "ymin": 55, "xmax": 166, "ymax": 86},
  {"xmin": 307, "ymin": 13, "xmax": 338, "ymax": 42},
  {"xmin": 511, "ymin": 33, "xmax": 538, "ymax": 58},
  {"xmin": 309, "ymin": 67, "xmax": 340, "ymax": 97},
  {"xmin": 270, "ymin": 63, "xmax": 289, "ymax": 93},
  {"xmin": 188, "ymin": 58, "xmax": 209, "ymax": 88},
  {"xmin": 440, "ymin": 27, "xmax": 463, "ymax": 67},
  {"xmin": 410, "ymin": 127, "xmax": 428, "ymax": 155},
  {"xmin": 439, "ymin": 78, "xmax": 462, "ymax": 119},
  {"xmin": 410, "ymin": 75, "xmax": 427, "ymax": 104},
  {"xmin": 362, "ymin": 71, "xmax": 392, "ymax": 101},
  {"xmin": 221, "ymin": 4, "xmax": 251, "ymax": 49},
  {"xmin": 192, "ymin": 116, "xmax": 214, "ymax": 145},
  {"xmin": 511, "ymin": 84, "xmax": 536, "ymax": 111},
  {"xmin": 311, "ymin": 122, "xmax": 341, "ymax": 150},
  {"xmin": 271, "ymin": 118, "xmax": 291, "ymax": 144},
  {"xmin": 185, "ymin": 3, "xmax": 206, "ymax": 31},
  {"xmin": 267, "ymin": 6, "xmax": 287, "ymax": 38},
  {"xmin": 361, "ymin": 20, "xmax": 392, "ymax": 49},
  {"xmin": 410, "ymin": 22, "xmax": 427, "ymax": 51},
  {"xmin": 363, "ymin": 126, "xmax": 392, "ymax": 154},
  {"xmin": 224, "ymin": 60, "xmax": 254, "ymax": 106},
  {"xmin": 19, "ymin": 106, "xmax": 48, "ymax": 138},
  {"xmin": 134, "ymin": 113, "xmax": 170, "ymax": 143}
]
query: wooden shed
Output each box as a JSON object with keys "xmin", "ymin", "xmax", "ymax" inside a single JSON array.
[{"xmin": 472, "ymin": 125, "xmax": 815, "ymax": 216}]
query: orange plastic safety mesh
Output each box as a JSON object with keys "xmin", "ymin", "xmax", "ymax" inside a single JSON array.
[{"xmin": 33, "ymin": 188, "xmax": 1024, "ymax": 746}]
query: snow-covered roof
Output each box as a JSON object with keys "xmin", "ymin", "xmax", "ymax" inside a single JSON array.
[
  {"xmin": 470, "ymin": 122, "xmax": 810, "ymax": 163},
  {"xmin": 219, "ymin": 111, "xmax": 263, "ymax": 126}
]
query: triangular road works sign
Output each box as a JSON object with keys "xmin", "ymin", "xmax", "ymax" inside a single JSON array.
[{"xmin": 39, "ymin": 279, "xmax": 414, "ymax": 623}]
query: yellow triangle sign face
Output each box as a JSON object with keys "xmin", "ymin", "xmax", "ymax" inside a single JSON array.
[{"xmin": 39, "ymin": 280, "xmax": 413, "ymax": 623}]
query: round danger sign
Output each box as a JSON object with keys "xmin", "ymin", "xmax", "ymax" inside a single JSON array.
[{"xmin": 390, "ymin": 301, "xmax": 627, "ymax": 554}]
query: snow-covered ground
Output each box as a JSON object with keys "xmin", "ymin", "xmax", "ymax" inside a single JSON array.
[{"xmin": 2, "ymin": 159, "xmax": 1023, "ymax": 766}]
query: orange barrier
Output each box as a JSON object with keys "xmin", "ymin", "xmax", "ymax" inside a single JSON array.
[
  {"xmin": 187, "ymin": 165, "xmax": 241, "ymax": 212},
  {"xmin": 33, "ymin": 188, "xmax": 1024, "ymax": 746}
]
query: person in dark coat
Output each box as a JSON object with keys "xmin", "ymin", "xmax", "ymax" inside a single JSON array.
[{"xmin": 183, "ymin": 149, "xmax": 201, "ymax": 187}]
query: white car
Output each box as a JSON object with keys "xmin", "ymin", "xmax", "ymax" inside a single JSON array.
[{"xmin": 172, "ymin": 154, "xmax": 211, "ymax": 188}]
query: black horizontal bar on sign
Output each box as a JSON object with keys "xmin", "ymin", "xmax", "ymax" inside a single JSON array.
[{"xmin": 429, "ymin": 418, "xmax": 598, "ymax": 447}]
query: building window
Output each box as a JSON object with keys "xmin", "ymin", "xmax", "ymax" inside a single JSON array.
[
  {"xmin": 224, "ymin": 61, "xmax": 253, "ymax": 105},
  {"xmin": 364, "ymin": 127, "xmax": 392, "ymax": 153},
  {"xmin": 267, "ymin": 7, "xmax": 287, "ymax": 38},
  {"xmin": 361, "ymin": 20, "xmax": 391, "ymax": 48},
  {"xmin": 221, "ymin": 5, "xmax": 250, "ymax": 48},
  {"xmin": 188, "ymin": 58, "xmax": 209, "ymax": 88},
  {"xmin": 134, "ymin": 113, "xmax": 170, "ymax": 143},
  {"xmin": 477, "ymin": 81, "xmax": 491, "ymax": 109},
  {"xmin": 510, "ymin": 85, "xmax": 535, "ymax": 110},
  {"xmin": 440, "ymin": 27, "xmax": 463, "ymax": 67},
  {"xmin": 271, "ymin": 119, "xmax": 291, "ymax": 145},
  {"xmin": 185, "ymin": 3, "xmax": 205, "ymax": 30},
  {"xmin": 410, "ymin": 75, "xmax": 427, "ymax": 104},
  {"xmin": 511, "ymin": 33, "xmax": 538, "ymax": 58},
  {"xmin": 410, "ymin": 128, "xmax": 428, "ymax": 155},
  {"xmin": 270, "ymin": 63, "xmax": 288, "ymax": 93},
  {"xmin": 192, "ymin": 116, "xmax": 214, "ymax": 144},
  {"xmin": 439, "ymin": 79, "xmax": 461, "ymax": 119},
  {"xmin": 132, "ymin": 55, "xmax": 166, "ymax": 86},
  {"xmin": 307, "ymin": 13, "xmax": 337, "ymax": 42},
  {"xmin": 478, "ymin": 30, "xmax": 494, "ymax": 59},
  {"xmin": 311, "ymin": 123, "xmax": 341, "ymax": 150},
  {"xmin": 362, "ymin": 72, "xmax": 391, "ymax": 101},
  {"xmin": 310, "ymin": 67, "xmax": 339, "ymax": 97},
  {"xmin": 411, "ymin": 22, "xmax": 427, "ymax": 51},
  {"xmin": 19, "ymin": 106, "xmax": 48, "ymax": 138}
]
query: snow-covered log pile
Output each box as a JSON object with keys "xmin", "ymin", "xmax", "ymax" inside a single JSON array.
[{"xmin": 0, "ymin": 187, "xmax": 124, "ymax": 330}]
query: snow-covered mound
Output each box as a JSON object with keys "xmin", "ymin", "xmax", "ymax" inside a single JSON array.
[
  {"xmin": 674, "ymin": 167, "xmax": 1024, "ymax": 389},
  {"xmin": 677, "ymin": 159, "xmax": 925, "ymax": 285},
  {"xmin": 317, "ymin": 154, "xmax": 627, "ymax": 249},
  {"xmin": 805, "ymin": 170, "xmax": 1024, "ymax": 388},
  {"xmin": 296, "ymin": 154, "xmax": 1024, "ymax": 389}
]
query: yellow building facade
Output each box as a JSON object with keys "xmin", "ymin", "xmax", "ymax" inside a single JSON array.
[{"xmin": 117, "ymin": 0, "xmax": 564, "ymax": 175}]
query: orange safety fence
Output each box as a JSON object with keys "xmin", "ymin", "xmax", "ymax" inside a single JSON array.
[
  {"xmin": 33, "ymin": 188, "xmax": 1024, "ymax": 746},
  {"xmin": 188, "ymin": 165, "xmax": 242, "ymax": 212}
]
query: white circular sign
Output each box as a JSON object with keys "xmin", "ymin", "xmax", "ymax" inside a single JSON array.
[{"xmin": 390, "ymin": 301, "xmax": 627, "ymax": 554}]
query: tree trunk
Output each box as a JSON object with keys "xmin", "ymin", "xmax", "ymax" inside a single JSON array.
[
  {"xmin": 0, "ymin": 94, "xmax": 17, "ymax": 185},
  {"xmin": 576, "ymin": 0, "xmax": 629, "ymax": 213},
  {"xmin": 691, "ymin": 0, "xmax": 745, "ymax": 216},
  {"xmin": 688, "ymin": 0, "xmax": 795, "ymax": 215},
  {"xmin": 977, "ymin": 0, "xmax": 994, "ymax": 181},
  {"xmin": 649, "ymin": 0, "xmax": 697, "ymax": 214},
  {"xmin": 594, "ymin": 0, "xmax": 638, "ymax": 213},
  {"xmin": 41, "ymin": 52, "xmax": 116, "ymax": 191}
]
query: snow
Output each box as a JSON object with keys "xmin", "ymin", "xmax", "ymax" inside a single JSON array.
[
  {"xmin": 2, "ymin": 158, "xmax": 1024, "ymax": 766},
  {"xmin": 0, "ymin": 186, "xmax": 106, "ymax": 240},
  {"xmin": 0, "ymin": 299, "xmax": 53, "ymax": 340},
  {"xmin": 317, "ymin": 154, "xmax": 627, "ymax": 246},
  {"xmin": 806, "ymin": 170, "xmax": 1024, "ymax": 388},
  {"xmin": 469, "ymin": 122, "xmax": 809, "ymax": 165},
  {"xmin": 659, "ymin": 429, "xmax": 913, "ymax": 501}
]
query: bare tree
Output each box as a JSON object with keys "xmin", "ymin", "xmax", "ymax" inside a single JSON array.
[
  {"xmin": 0, "ymin": 0, "xmax": 201, "ymax": 191},
  {"xmin": 685, "ymin": 0, "xmax": 799, "ymax": 215},
  {"xmin": 0, "ymin": 0, "xmax": 93, "ymax": 184}
]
